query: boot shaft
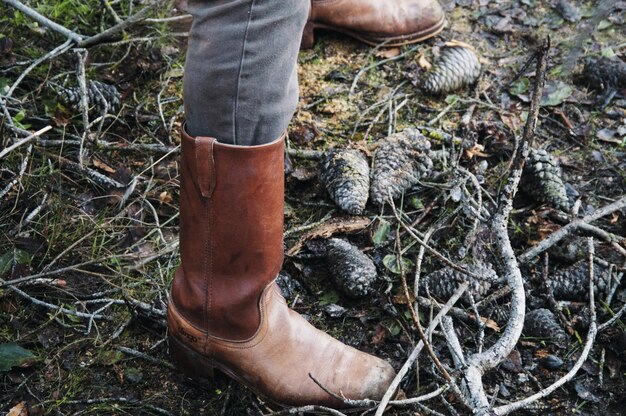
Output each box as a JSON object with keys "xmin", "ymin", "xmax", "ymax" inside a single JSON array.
[{"xmin": 171, "ymin": 128, "xmax": 285, "ymax": 340}]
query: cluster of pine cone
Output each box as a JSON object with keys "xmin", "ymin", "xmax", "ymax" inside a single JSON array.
[{"xmin": 320, "ymin": 128, "xmax": 433, "ymax": 215}]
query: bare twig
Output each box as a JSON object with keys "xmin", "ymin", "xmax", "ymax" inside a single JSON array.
[
  {"xmin": 374, "ymin": 283, "xmax": 468, "ymax": 416},
  {"xmin": 0, "ymin": 126, "xmax": 52, "ymax": 159}
]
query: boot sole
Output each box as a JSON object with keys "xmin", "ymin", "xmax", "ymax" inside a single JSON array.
[
  {"xmin": 301, "ymin": 15, "xmax": 446, "ymax": 49},
  {"xmin": 168, "ymin": 334, "xmax": 369, "ymax": 411}
]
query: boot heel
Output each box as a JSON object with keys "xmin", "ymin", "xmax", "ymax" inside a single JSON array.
[
  {"xmin": 300, "ymin": 21, "xmax": 315, "ymax": 49},
  {"xmin": 168, "ymin": 335, "xmax": 215, "ymax": 381}
]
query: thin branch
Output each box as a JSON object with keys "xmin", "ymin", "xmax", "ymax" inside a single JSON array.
[
  {"xmin": 0, "ymin": 126, "xmax": 52, "ymax": 159},
  {"xmin": 374, "ymin": 283, "xmax": 468, "ymax": 416}
]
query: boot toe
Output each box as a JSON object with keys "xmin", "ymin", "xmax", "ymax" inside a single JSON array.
[{"xmin": 359, "ymin": 358, "xmax": 396, "ymax": 400}]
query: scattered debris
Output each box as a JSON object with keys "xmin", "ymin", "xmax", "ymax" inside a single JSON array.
[
  {"xmin": 370, "ymin": 129, "xmax": 433, "ymax": 206},
  {"xmin": 420, "ymin": 45, "xmax": 482, "ymax": 95},
  {"xmin": 320, "ymin": 148, "xmax": 370, "ymax": 215},
  {"xmin": 521, "ymin": 148, "xmax": 570, "ymax": 211}
]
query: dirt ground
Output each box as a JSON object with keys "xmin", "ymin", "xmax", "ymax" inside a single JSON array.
[{"xmin": 1, "ymin": 0, "xmax": 625, "ymax": 415}]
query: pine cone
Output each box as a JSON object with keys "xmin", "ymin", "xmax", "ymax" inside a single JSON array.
[
  {"xmin": 582, "ymin": 56, "xmax": 626, "ymax": 92},
  {"xmin": 325, "ymin": 238, "xmax": 377, "ymax": 298},
  {"xmin": 421, "ymin": 46, "xmax": 482, "ymax": 95},
  {"xmin": 549, "ymin": 261, "xmax": 611, "ymax": 301},
  {"xmin": 370, "ymin": 129, "xmax": 432, "ymax": 206},
  {"xmin": 419, "ymin": 263, "xmax": 500, "ymax": 301},
  {"xmin": 57, "ymin": 80, "xmax": 121, "ymax": 114},
  {"xmin": 320, "ymin": 149, "xmax": 370, "ymax": 215},
  {"xmin": 524, "ymin": 308, "xmax": 569, "ymax": 345},
  {"xmin": 521, "ymin": 148, "xmax": 569, "ymax": 211}
]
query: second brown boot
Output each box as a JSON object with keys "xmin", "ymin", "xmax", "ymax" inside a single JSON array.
[{"xmin": 302, "ymin": 0, "xmax": 445, "ymax": 48}]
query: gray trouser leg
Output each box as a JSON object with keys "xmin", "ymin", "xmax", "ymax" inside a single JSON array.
[{"xmin": 183, "ymin": 0, "xmax": 309, "ymax": 146}]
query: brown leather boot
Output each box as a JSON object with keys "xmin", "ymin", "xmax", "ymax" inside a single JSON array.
[
  {"xmin": 302, "ymin": 0, "xmax": 445, "ymax": 48},
  {"xmin": 168, "ymin": 128, "xmax": 396, "ymax": 408}
]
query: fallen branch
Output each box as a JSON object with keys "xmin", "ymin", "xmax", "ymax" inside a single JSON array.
[{"xmin": 0, "ymin": 125, "xmax": 52, "ymax": 159}]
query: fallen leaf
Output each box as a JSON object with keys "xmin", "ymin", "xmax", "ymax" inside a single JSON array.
[
  {"xmin": 0, "ymin": 343, "xmax": 38, "ymax": 371},
  {"xmin": 444, "ymin": 40, "xmax": 476, "ymax": 50},
  {"xmin": 375, "ymin": 47, "xmax": 401, "ymax": 59},
  {"xmin": 417, "ymin": 52, "xmax": 431, "ymax": 70},
  {"xmin": 92, "ymin": 157, "xmax": 116, "ymax": 174},
  {"xmin": 159, "ymin": 191, "xmax": 173, "ymax": 204},
  {"xmin": 7, "ymin": 401, "xmax": 29, "ymax": 416},
  {"xmin": 371, "ymin": 324, "xmax": 387, "ymax": 346},
  {"xmin": 464, "ymin": 143, "xmax": 489, "ymax": 158}
]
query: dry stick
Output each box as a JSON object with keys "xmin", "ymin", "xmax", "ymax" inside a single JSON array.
[
  {"xmin": 64, "ymin": 398, "xmax": 171, "ymax": 416},
  {"xmin": 577, "ymin": 223, "xmax": 626, "ymax": 257},
  {"xmin": 75, "ymin": 48, "xmax": 91, "ymax": 166},
  {"xmin": 2, "ymin": 0, "xmax": 165, "ymax": 48},
  {"xmin": 1, "ymin": 278, "xmax": 111, "ymax": 320},
  {"xmin": 493, "ymin": 239, "xmax": 598, "ymax": 415},
  {"xmin": 78, "ymin": 0, "xmax": 164, "ymax": 47},
  {"xmin": 599, "ymin": 301, "xmax": 626, "ymax": 331},
  {"xmin": 0, "ymin": 126, "xmax": 52, "ymax": 159},
  {"xmin": 349, "ymin": 43, "xmax": 421, "ymax": 96},
  {"xmin": 0, "ymin": 145, "xmax": 32, "ymax": 200},
  {"xmin": 374, "ymin": 283, "xmax": 468, "ymax": 416},
  {"xmin": 519, "ymin": 195, "xmax": 626, "ymax": 263},
  {"xmin": 117, "ymin": 346, "xmax": 176, "ymax": 370}
]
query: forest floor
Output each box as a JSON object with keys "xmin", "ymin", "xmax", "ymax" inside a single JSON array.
[{"xmin": 1, "ymin": 0, "xmax": 625, "ymax": 415}]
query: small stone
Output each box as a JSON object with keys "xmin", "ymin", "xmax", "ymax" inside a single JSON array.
[
  {"xmin": 370, "ymin": 129, "xmax": 432, "ymax": 206},
  {"xmin": 540, "ymin": 355, "xmax": 564, "ymax": 370},
  {"xmin": 325, "ymin": 238, "xmax": 377, "ymax": 298},
  {"xmin": 323, "ymin": 303, "xmax": 347, "ymax": 318},
  {"xmin": 421, "ymin": 46, "xmax": 482, "ymax": 95},
  {"xmin": 320, "ymin": 148, "xmax": 370, "ymax": 215}
]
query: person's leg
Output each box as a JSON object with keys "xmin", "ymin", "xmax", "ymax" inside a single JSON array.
[
  {"xmin": 183, "ymin": 0, "xmax": 306, "ymax": 145},
  {"xmin": 169, "ymin": 0, "xmax": 397, "ymax": 408}
]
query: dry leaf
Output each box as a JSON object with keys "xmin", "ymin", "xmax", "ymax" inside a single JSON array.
[
  {"xmin": 444, "ymin": 40, "xmax": 476, "ymax": 51},
  {"xmin": 159, "ymin": 191, "xmax": 173, "ymax": 204},
  {"xmin": 464, "ymin": 143, "xmax": 489, "ymax": 158},
  {"xmin": 7, "ymin": 402, "xmax": 29, "ymax": 416},
  {"xmin": 417, "ymin": 52, "xmax": 432, "ymax": 70},
  {"xmin": 92, "ymin": 157, "xmax": 116, "ymax": 174},
  {"xmin": 375, "ymin": 47, "xmax": 401, "ymax": 59},
  {"xmin": 286, "ymin": 217, "xmax": 370, "ymax": 256}
]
